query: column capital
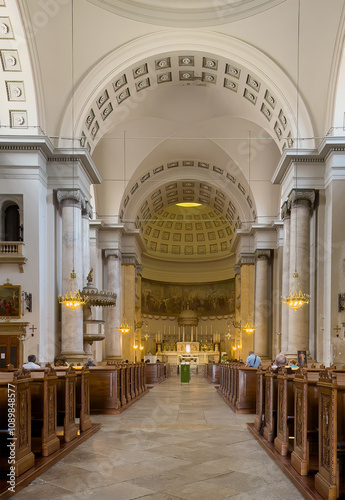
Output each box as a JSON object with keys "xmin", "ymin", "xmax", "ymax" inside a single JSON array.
[
  {"xmin": 122, "ymin": 254, "xmax": 138, "ymax": 266},
  {"xmin": 255, "ymin": 249, "xmax": 271, "ymax": 260},
  {"xmin": 234, "ymin": 264, "xmax": 241, "ymax": 276},
  {"xmin": 288, "ymin": 189, "xmax": 316, "ymax": 210},
  {"xmin": 57, "ymin": 189, "xmax": 84, "ymax": 208},
  {"xmin": 239, "ymin": 253, "xmax": 255, "ymax": 265},
  {"xmin": 104, "ymin": 249, "xmax": 120, "ymax": 260}
]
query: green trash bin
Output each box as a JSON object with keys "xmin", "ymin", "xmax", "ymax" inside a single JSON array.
[{"xmin": 181, "ymin": 363, "xmax": 190, "ymax": 383}]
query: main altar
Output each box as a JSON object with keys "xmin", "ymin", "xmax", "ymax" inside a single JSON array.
[{"xmin": 157, "ymin": 341, "xmax": 219, "ymax": 368}]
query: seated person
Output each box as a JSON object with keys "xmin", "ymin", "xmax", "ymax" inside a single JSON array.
[
  {"xmin": 85, "ymin": 357, "xmax": 96, "ymax": 366},
  {"xmin": 53, "ymin": 356, "xmax": 69, "ymax": 367},
  {"xmin": 23, "ymin": 354, "xmax": 40, "ymax": 369},
  {"xmin": 245, "ymin": 351, "xmax": 262, "ymax": 367},
  {"xmin": 271, "ymin": 352, "xmax": 287, "ymax": 372}
]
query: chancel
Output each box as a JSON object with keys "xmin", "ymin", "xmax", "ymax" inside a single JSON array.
[{"xmin": 1, "ymin": 0, "xmax": 345, "ymax": 499}]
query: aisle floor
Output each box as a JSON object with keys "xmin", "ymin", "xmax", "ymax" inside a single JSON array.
[{"xmin": 11, "ymin": 374, "xmax": 303, "ymax": 500}]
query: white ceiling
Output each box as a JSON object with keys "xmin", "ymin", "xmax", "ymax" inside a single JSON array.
[{"xmin": 4, "ymin": 0, "xmax": 345, "ymax": 262}]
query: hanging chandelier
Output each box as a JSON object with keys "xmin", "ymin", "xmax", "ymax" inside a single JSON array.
[
  {"xmin": 242, "ymin": 318, "xmax": 256, "ymax": 334},
  {"xmin": 282, "ymin": 1, "xmax": 310, "ymax": 312},
  {"xmin": 282, "ymin": 271, "xmax": 310, "ymax": 310},
  {"xmin": 118, "ymin": 318, "xmax": 130, "ymax": 334},
  {"xmin": 58, "ymin": 271, "xmax": 88, "ymax": 310}
]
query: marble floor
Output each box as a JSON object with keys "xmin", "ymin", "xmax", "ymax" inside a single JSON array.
[{"xmin": 11, "ymin": 374, "xmax": 303, "ymax": 500}]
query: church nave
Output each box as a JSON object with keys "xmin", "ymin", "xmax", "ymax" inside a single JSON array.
[{"xmin": 10, "ymin": 375, "xmax": 303, "ymax": 500}]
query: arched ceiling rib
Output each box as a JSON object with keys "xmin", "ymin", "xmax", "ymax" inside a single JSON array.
[
  {"xmin": 59, "ymin": 31, "xmax": 315, "ymax": 152},
  {"xmin": 87, "ymin": 0, "xmax": 287, "ymax": 27}
]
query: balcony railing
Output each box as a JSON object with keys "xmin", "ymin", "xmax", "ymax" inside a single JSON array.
[{"xmin": 0, "ymin": 242, "xmax": 27, "ymax": 272}]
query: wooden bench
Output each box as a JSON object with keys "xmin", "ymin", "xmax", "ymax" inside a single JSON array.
[
  {"xmin": 274, "ymin": 367, "xmax": 296, "ymax": 456},
  {"xmin": 291, "ymin": 367, "xmax": 320, "ymax": 475},
  {"xmin": 263, "ymin": 366, "xmax": 278, "ymax": 442},
  {"xmin": 253, "ymin": 365, "xmax": 267, "ymax": 433},
  {"xmin": 0, "ymin": 369, "xmax": 35, "ymax": 476},
  {"xmin": 55, "ymin": 366, "xmax": 92, "ymax": 433},
  {"xmin": 205, "ymin": 363, "xmax": 220, "ymax": 384},
  {"xmin": 315, "ymin": 369, "xmax": 345, "ymax": 500},
  {"xmin": 55, "ymin": 368, "xmax": 78, "ymax": 443},
  {"xmin": 28, "ymin": 367, "xmax": 60, "ymax": 456},
  {"xmin": 234, "ymin": 366, "xmax": 257, "ymax": 413},
  {"xmin": 89, "ymin": 365, "xmax": 121, "ymax": 414},
  {"xmin": 145, "ymin": 363, "xmax": 165, "ymax": 384}
]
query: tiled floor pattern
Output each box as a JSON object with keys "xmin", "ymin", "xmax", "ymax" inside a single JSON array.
[{"xmin": 11, "ymin": 375, "xmax": 303, "ymax": 500}]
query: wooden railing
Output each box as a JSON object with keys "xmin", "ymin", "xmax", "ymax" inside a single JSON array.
[{"xmin": 0, "ymin": 241, "xmax": 26, "ymax": 272}]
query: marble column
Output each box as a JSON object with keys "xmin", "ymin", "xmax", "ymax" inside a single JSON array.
[
  {"xmin": 57, "ymin": 189, "xmax": 85, "ymax": 362},
  {"xmin": 281, "ymin": 202, "xmax": 290, "ymax": 355},
  {"xmin": 240, "ymin": 256, "xmax": 255, "ymax": 360},
  {"xmin": 105, "ymin": 251, "xmax": 122, "ymax": 361},
  {"xmin": 254, "ymin": 250, "xmax": 271, "ymax": 359},
  {"xmin": 122, "ymin": 257, "xmax": 136, "ymax": 362},
  {"xmin": 81, "ymin": 201, "xmax": 92, "ymax": 288},
  {"xmin": 287, "ymin": 189, "xmax": 316, "ymax": 356}
]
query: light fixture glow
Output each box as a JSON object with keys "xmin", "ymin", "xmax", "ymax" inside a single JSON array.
[
  {"xmin": 282, "ymin": 272, "xmax": 310, "ymax": 310},
  {"xmin": 118, "ymin": 320, "xmax": 130, "ymax": 334},
  {"xmin": 175, "ymin": 202, "xmax": 202, "ymax": 208},
  {"xmin": 58, "ymin": 272, "xmax": 88, "ymax": 310}
]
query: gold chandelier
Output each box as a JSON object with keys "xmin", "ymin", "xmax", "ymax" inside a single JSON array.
[
  {"xmin": 118, "ymin": 318, "xmax": 130, "ymax": 334},
  {"xmin": 282, "ymin": 1, "xmax": 310, "ymax": 312},
  {"xmin": 242, "ymin": 319, "xmax": 256, "ymax": 334},
  {"xmin": 282, "ymin": 271, "xmax": 310, "ymax": 311},
  {"xmin": 58, "ymin": 271, "xmax": 88, "ymax": 310}
]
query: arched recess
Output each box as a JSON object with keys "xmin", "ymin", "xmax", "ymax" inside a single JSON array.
[{"xmin": 59, "ymin": 30, "xmax": 315, "ymax": 152}]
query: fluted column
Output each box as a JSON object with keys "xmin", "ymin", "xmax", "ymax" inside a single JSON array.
[
  {"xmin": 254, "ymin": 250, "xmax": 270, "ymax": 359},
  {"xmin": 57, "ymin": 189, "xmax": 85, "ymax": 362},
  {"xmin": 105, "ymin": 251, "xmax": 122, "ymax": 360},
  {"xmin": 281, "ymin": 202, "xmax": 290, "ymax": 355},
  {"xmin": 287, "ymin": 189, "xmax": 315, "ymax": 356}
]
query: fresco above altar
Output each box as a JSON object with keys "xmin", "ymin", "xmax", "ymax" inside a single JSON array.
[{"xmin": 141, "ymin": 279, "xmax": 235, "ymax": 316}]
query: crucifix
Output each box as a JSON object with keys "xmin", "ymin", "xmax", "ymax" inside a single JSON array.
[
  {"xmin": 29, "ymin": 325, "xmax": 37, "ymax": 336},
  {"xmin": 333, "ymin": 324, "xmax": 342, "ymax": 335}
]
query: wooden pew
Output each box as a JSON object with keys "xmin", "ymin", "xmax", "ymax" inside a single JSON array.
[
  {"xmin": 55, "ymin": 368, "xmax": 78, "ymax": 443},
  {"xmin": 291, "ymin": 367, "xmax": 320, "ymax": 475},
  {"xmin": 254, "ymin": 365, "xmax": 267, "ymax": 433},
  {"xmin": 0, "ymin": 369, "xmax": 35, "ymax": 476},
  {"xmin": 234, "ymin": 366, "xmax": 257, "ymax": 413},
  {"xmin": 55, "ymin": 366, "xmax": 92, "ymax": 433},
  {"xmin": 28, "ymin": 367, "xmax": 60, "ymax": 456},
  {"xmin": 205, "ymin": 363, "xmax": 220, "ymax": 384},
  {"xmin": 89, "ymin": 365, "xmax": 121, "ymax": 414},
  {"xmin": 315, "ymin": 369, "xmax": 345, "ymax": 500},
  {"xmin": 274, "ymin": 367, "xmax": 296, "ymax": 456},
  {"xmin": 145, "ymin": 363, "xmax": 165, "ymax": 384},
  {"xmin": 263, "ymin": 366, "xmax": 278, "ymax": 442}
]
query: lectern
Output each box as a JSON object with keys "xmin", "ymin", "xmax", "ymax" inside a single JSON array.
[{"xmin": 181, "ymin": 363, "xmax": 190, "ymax": 384}]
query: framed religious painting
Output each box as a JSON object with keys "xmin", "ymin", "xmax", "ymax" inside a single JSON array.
[{"xmin": 0, "ymin": 281, "xmax": 21, "ymax": 319}]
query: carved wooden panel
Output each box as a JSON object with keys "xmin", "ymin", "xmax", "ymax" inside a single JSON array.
[{"xmin": 295, "ymin": 386, "xmax": 303, "ymax": 448}]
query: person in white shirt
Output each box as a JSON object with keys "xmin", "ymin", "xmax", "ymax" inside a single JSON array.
[{"xmin": 22, "ymin": 354, "xmax": 40, "ymax": 369}]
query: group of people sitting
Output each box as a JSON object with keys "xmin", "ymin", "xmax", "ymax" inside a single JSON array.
[
  {"xmin": 245, "ymin": 351, "xmax": 301, "ymax": 371},
  {"xmin": 22, "ymin": 354, "xmax": 96, "ymax": 369}
]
